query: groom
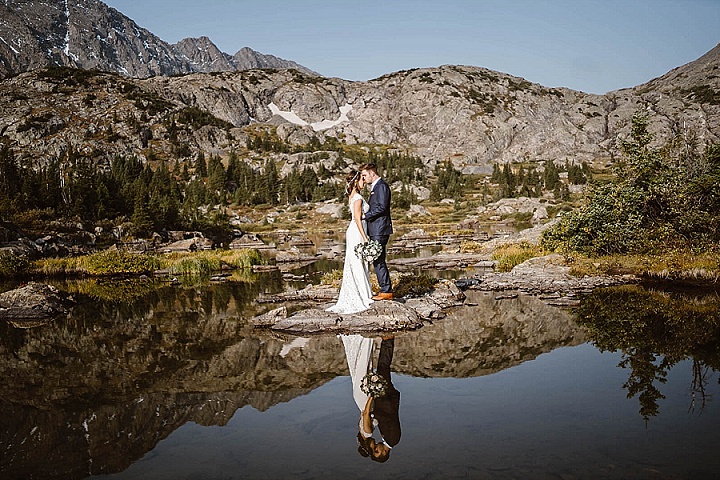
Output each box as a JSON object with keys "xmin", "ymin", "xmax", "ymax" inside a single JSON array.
[{"xmin": 360, "ymin": 163, "xmax": 393, "ymax": 301}]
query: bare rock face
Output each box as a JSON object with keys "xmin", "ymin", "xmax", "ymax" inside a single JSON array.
[
  {"xmin": 0, "ymin": 282, "xmax": 74, "ymax": 324},
  {"xmin": 0, "ymin": 2, "xmax": 718, "ymax": 174},
  {"xmin": 0, "ymin": 0, "xmax": 315, "ymax": 79}
]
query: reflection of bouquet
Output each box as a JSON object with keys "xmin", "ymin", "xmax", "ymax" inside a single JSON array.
[
  {"xmin": 360, "ymin": 371, "xmax": 388, "ymax": 398},
  {"xmin": 354, "ymin": 240, "xmax": 383, "ymax": 262}
]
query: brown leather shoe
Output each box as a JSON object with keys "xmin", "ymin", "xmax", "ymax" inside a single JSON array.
[{"xmin": 372, "ymin": 292, "xmax": 394, "ymax": 301}]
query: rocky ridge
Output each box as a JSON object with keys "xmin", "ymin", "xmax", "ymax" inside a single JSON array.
[
  {"xmin": 0, "ymin": 0, "xmax": 315, "ymax": 79},
  {"xmin": 0, "ymin": 42, "xmax": 718, "ymax": 173},
  {"xmin": 0, "ymin": 0, "xmax": 718, "ymax": 176}
]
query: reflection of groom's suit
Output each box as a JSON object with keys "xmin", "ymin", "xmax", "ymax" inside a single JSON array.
[
  {"xmin": 374, "ymin": 338, "xmax": 401, "ymax": 447},
  {"xmin": 365, "ymin": 178, "xmax": 393, "ymax": 294}
]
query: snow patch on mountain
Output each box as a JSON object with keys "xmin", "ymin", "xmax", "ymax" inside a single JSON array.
[{"xmin": 268, "ymin": 102, "xmax": 352, "ymax": 131}]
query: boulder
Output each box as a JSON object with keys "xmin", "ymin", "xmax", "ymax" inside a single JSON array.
[
  {"xmin": 316, "ymin": 201, "xmax": 343, "ymax": 218},
  {"xmin": 406, "ymin": 204, "xmax": 431, "ymax": 218}
]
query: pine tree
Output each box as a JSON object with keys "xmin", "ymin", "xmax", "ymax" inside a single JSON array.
[
  {"xmin": 0, "ymin": 139, "xmax": 20, "ymax": 214},
  {"xmin": 543, "ymin": 160, "xmax": 560, "ymax": 191},
  {"xmin": 207, "ymin": 154, "xmax": 227, "ymax": 200},
  {"xmin": 262, "ymin": 159, "xmax": 280, "ymax": 205},
  {"xmin": 196, "ymin": 152, "xmax": 207, "ymax": 177}
]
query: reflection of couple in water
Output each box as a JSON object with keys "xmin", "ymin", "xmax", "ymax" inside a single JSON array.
[{"xmin": 341, "ymin": 334, "xmax": 400, "ymax": 463}]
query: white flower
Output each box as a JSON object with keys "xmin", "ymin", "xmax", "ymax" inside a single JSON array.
[
  {"xmin": 354, "ymin": 240, "xmax": 383, "ymax": 262},
  {"xmin": 360, "ymin": 371, "xmax": 388, "ymax": 398}
]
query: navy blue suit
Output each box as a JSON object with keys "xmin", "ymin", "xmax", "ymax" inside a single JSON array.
[
  {"xmin": 365, "ymin": 178, "xmax": 393, "ymax": 293},
  {"xmin": 374, "ymin": 338, "xmax": 400, "ymax": 447}
]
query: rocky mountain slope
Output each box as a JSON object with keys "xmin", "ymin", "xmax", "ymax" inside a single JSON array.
[
  {"xmin": 0, "ymin": 0, "xmax": 717, "ymax": 171},
  {"xmin": 0, "ymin": 0, "xmax": 314, "ymax": 79},
  {"xmin": 1, "ymin": 43, "xmax": 718, "ymax": 173}
]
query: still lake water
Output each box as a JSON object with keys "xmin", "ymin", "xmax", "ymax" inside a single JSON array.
[{"xmin": 1, "ymin": 265, "xmax": 719, "ymax": 479}]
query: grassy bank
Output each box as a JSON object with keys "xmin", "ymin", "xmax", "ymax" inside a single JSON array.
[
  {"xmin": 564, "ymin": 250, "xmax": 720, "ymax": 282},
  {"xmin": 26, "ymin": 248, "xmax": 266, "ymax": 278}
]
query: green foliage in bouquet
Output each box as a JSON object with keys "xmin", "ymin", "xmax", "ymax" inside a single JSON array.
[{"xmin": 354, "ymin": 240, "xmax": 383, "ymax": 262}]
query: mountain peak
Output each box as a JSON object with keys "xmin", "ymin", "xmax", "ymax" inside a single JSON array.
[{"xmin": 0, "ymin": 0, "xmax": 316, "ymax": 78}]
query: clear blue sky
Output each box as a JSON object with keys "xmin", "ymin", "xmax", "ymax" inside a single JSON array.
[{"xmin": 103, "ymin": 0, "xmax": 719, "ymax": 94}]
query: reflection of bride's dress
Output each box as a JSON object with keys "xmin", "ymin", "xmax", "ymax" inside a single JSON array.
[
  {"xmin": 326, "ymin": 193, "xmax": 374, "ymax": 314},
  {"xmin": 340, "ymin": 334, "xmax": 375, "ymax": 410}
]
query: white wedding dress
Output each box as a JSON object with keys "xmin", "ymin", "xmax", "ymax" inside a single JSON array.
[
  {"xmin": 326, "ymin": 193, "xmax": 374, "ymax": 314},
  {"xmin": 340, "ymin": 334, "xmax": 375, "ymax": 410}
]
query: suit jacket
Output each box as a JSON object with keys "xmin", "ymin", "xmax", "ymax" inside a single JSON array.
[
  {"xmin": 365, "ymin": 178, "xmax": 393, "ymax": 237},
  {"xmin": 374, "ymin": 338, "xmax": 400, "ymax": 447}
]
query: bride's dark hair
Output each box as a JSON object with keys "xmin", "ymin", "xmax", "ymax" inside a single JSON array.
[
  {"xmin": 344, "ymin": 170, "xmax": 361, "ymax": 197},
  {"xmin": 357, "ymin": 432, "xmax": 371, "ymax": 457}
]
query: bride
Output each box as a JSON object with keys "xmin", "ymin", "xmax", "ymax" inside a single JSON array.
[{"xmin": 326, "ymin": 170, "xmax": 374, "ymax": 314}]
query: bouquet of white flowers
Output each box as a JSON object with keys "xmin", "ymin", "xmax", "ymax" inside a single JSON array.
[
  {"xmin": 360, "ymin": 371, "xmax": 388, "ymax": 398},
  {"xmin": 354, "ymin": 239, "xmax": 383, "ymax": 262}
]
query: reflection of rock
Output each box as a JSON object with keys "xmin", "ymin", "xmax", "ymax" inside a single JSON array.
[
  {"xmin": 0, "ymin": 280, "xmax": 588, "ymax": 478},
  {"xmin": 0, "ymin": 282, "xmax": 74, "ymax": 323},
  {"xmin": 394, "ymin": 289, "xmax": 586, "ymax": 377},
  {"xmin": 256, "ymin": 283, "xmax": 338, "ymax": 303}
]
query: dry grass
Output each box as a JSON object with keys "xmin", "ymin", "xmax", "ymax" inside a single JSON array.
[
  {"xmin": 566, "ymin": 250, "xmax": 720, "ymax": 281},
  {"xmin": 491, "ymin": 242, "xmax": 548, "ymax": 272}
]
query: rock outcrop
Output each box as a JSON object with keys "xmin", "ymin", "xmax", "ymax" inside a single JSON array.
[
  {"xmin": 252, "ymin": 279, "xmax": 467, "ymax": 333},
  {"xmin": 462, "ymin": 253, "xmax": 640, "ymax": 306}
]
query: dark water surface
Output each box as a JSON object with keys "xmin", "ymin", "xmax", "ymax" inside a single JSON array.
[{"xmin": 1, "ymin": 271, "xmax": 719, "ymax": 479}]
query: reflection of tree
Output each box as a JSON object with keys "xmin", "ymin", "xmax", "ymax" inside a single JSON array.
[
  {"xmin": 690, "ymin": 359, "xmax": 712, "ymax": 414},
  {"xmin": 619, "ymin": 349, "xmax": 668, "ymax": 420},
  {"xmin": 576, "ymin": 285, "xmax": 720, "ymax": 421}
]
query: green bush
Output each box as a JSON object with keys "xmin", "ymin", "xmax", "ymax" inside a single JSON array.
[
  {"xmin": 0, "ymin": 251, "xmax": 30, "ymax": 276},
  {"xmin": 393, "ymin": 273, "xmax": 438, "ymax": 298},
  {"xmin": 542, "ymin": 113, "xmax": 720, "ymax": 255}
]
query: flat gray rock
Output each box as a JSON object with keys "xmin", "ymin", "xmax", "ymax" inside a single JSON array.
[
  {"xmin": 251, "ymin": 280, "xmax": 466, "ymax": 334},
  {"xmin": 254, "ymin": 301, "xmax": 423, "ymax": 334}
]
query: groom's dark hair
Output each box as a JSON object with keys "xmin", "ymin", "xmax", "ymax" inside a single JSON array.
[
  {"xmin": 360, "ymin": 163, "xmax": 378, "ymax": 175},
  {"xmin": 371, "ymin": 448, "xmax": 390, "ymax": 463}
]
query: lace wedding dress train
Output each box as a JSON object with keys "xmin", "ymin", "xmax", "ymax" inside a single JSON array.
[{"xmin": 326, "ymin": 193, "xmax": 374, "ymax": 314}]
